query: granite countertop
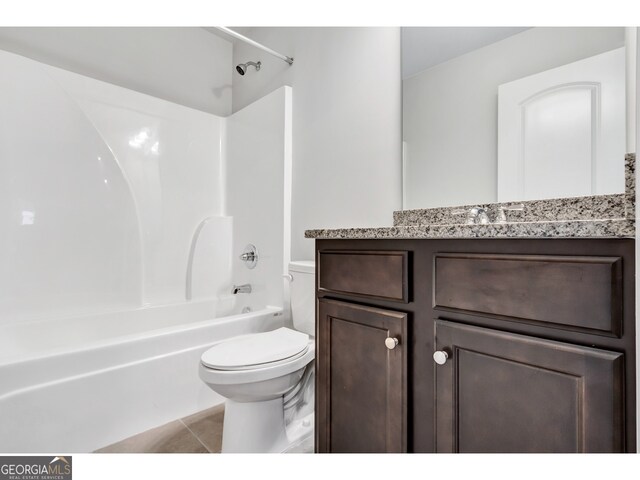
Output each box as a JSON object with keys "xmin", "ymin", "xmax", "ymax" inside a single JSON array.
[{"xmin": 305, "ymin": 154, "xmax": 636, "ymax": 240}]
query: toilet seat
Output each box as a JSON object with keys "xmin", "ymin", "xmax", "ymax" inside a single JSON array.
[
  {"xmin": 201, "ymin": 327, "xmax": 310, "ymax": 371},
  {"xmin": 199, "ymin": 339, "xmax": 315, "ymax": 386}
]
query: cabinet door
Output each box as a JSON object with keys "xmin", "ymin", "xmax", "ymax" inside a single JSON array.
[
  {"xmin": 317, "ymin": 299, "xmax": 407, "ymax": 453},
  {"xmin": 434, "ymin": 320, "xmax": 624, "ymax": 453}
]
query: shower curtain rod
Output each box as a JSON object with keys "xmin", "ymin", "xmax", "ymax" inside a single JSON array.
[{"xmin": 214, "ymin": 27, "xmax": 294, "ymax": 65}]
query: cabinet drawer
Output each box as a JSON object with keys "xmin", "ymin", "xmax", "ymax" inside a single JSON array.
[
  {"xmin": 318, "ymin": 250, "xmax": 409, "ymax": 302},
  {"xmin": 434, "ymin": 253, "xmax": 623, "ymax": 336}
]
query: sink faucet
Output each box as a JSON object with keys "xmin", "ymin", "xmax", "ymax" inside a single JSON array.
[
  {"xmin": 452, "ymin": 204, "xmax": 526, "ymax": 224},
  {"xmin": 452, "ymin": 206, "xmax": 490, "ymax": 224},
  {"xmin": 231, "ymin": 284, "xmax": 252, "ymax": 294},
  {"xmin": 468, "ymin": 207, "xmax": 490, "ymax": 224}
]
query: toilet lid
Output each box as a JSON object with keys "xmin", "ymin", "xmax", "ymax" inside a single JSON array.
[{"xmin": 201, "ymin": 327, "xmax": 310, "ymax": 370}]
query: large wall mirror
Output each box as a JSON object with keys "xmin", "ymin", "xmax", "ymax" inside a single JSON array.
[{"xmin": 401, "ymin": 27, "xmax": 636, "ymax": 210}]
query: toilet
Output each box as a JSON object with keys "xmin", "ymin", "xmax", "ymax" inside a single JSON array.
[{"xmin": 199, "ymin": 261, "xmax": 315, "ymax": 453}]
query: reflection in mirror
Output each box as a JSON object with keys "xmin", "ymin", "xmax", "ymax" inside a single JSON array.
[{"xmin": 402, "ymin": 27, "xmax": 634, "ymax": 210}]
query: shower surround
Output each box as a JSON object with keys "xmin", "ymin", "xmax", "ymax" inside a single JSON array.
[{"xmin": 0, "ymin": 49, "xmax": 292, "ymax": 452}]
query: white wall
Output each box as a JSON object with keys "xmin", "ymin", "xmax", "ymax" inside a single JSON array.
[
  {"xmin": 225, "ymin": 87, "xmax": 292, "ymax": 311},
  {"xmin": 232, "ymin": 27, "xmax": 403, "ymax": 260},
  {"xmin": 403, "ymin": 27, "xmax": 626, "ymax": 209},
  {"xmin": 0, "ymin": 27, "xmax": 233, "ymax": 115}
]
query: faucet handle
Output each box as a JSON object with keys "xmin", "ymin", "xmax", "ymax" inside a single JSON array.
[
  {"xmin": 496, "ymin": 204, "xmax": 524, "ymax": 224},
  {"xmin": 239, "ymin": 244, "xmax": 258, "ymax": 269},
  {"xmin": 452, "ymin": 208, "xmax": 476, "ymax": 225}
]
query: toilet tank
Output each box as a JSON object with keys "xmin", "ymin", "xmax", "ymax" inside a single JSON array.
[{"xmin": 289, "ymin": 261, "xmax": 315, "ymax": 336}]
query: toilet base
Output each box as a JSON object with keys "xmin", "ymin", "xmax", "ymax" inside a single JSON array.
[{"xmin": 221, "ymin": 398, "xmax": 289, "ymax": 453}]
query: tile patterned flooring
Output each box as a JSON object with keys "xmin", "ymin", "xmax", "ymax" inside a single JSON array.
[{"xmin": 95, "ymin": 404, "xmax": 224, "ymax": 454}]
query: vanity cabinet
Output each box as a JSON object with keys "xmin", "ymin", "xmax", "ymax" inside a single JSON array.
[{"xmin": 315, "ymin": 238, "xmax": 636, "ymax": 453}]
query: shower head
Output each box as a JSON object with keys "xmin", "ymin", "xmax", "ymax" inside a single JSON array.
[{"xmin": 236, "ymin": 61, "xmax": 261, "ymax": 76}]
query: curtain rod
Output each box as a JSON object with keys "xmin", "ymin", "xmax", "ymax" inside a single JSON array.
[{"xmin": 214, "ymin": 27, "xmax": 294, "ymax": 65}]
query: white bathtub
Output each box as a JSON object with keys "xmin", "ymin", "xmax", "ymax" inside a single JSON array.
[{"xmin": 0, "ymin": 300, "xmax": 285, "ymax": 453}]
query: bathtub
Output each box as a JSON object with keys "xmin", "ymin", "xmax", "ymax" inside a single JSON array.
[{"xmin": 0, "ymin": 300, "xmax": 285, "ymax": 453}]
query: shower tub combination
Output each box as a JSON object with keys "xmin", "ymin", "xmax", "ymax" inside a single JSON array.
[
  {"xmin": 0, "ymin": 47, "xmax": 293, "ymax": 453},
  {"xmin": 0, "ymin": 301, "xmax": 285, "ymax": 453}
]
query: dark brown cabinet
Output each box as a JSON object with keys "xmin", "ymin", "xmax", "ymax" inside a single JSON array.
[
  {"xmin": 316, "ymin": 299, "xmax": 407, "ymax": 452},
  {"xmin": 315, "ymin": 238, "xmax": 636, "ymax": 453},
  {"xmin": 434, "ymin": 319, "xmax": 624, "ymax": 453}
]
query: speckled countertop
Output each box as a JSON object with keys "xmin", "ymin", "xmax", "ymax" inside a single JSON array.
[{"xmin": 305, "ymin": 154, "xmax": 636, "ymax": 240}]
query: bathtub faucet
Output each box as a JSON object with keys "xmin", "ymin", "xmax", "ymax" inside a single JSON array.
[{"xmin": 231, "ymin": 284, "xmax": 252, "ymax": 294}]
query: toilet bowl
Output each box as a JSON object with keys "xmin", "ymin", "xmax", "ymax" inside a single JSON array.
[{"xmin": 199, "ymin": 261, "xmax": 315, "ymax": 453}]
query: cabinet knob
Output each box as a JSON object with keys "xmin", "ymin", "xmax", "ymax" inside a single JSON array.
[
  {"xmin": 433, "ymin": 350, "xmax": 449, "ymax": 365},
  {"xmin": 385, "ymin": 337, "xmax": 399, "ymax": 350}
]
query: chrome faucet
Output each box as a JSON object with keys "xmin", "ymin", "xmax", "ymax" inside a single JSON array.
[
  {"xmin": 468, "ymin": 207, "xmax": 490, "ymax": 224},
  {"xmin": 452, "ymin": 204, "xmax": 525, "ymax": 224},
  {"xmin": 453, "ymin": 206, "xmax": 490, "ymax": 225},
  {"xmin": 231, "ymin": 284, "xmax": 252, "ymax": 294}
]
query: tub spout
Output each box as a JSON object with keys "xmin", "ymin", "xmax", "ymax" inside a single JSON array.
[{"xmin": 232, "ymin": 284, "xmax": 252, "ymax": 294}]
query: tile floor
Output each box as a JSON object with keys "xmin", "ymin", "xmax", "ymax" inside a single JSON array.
[{"xmin": 95, "ymin": 404, "xmax": 224, "ymax": 454}]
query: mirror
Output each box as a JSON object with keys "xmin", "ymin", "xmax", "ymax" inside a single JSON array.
[{"xmin": 401, "ymin": 27, "xmax": 632, "ymax": 210}]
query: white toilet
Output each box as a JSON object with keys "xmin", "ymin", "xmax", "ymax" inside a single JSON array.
[{"xmin": 199, "ymin": 261, "xmax": 315, "ymax": 453}]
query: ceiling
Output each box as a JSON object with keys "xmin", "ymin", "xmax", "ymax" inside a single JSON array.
[{"xmin": 401, "ymin": 27, "xmax": 531, "ymax": 79}]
